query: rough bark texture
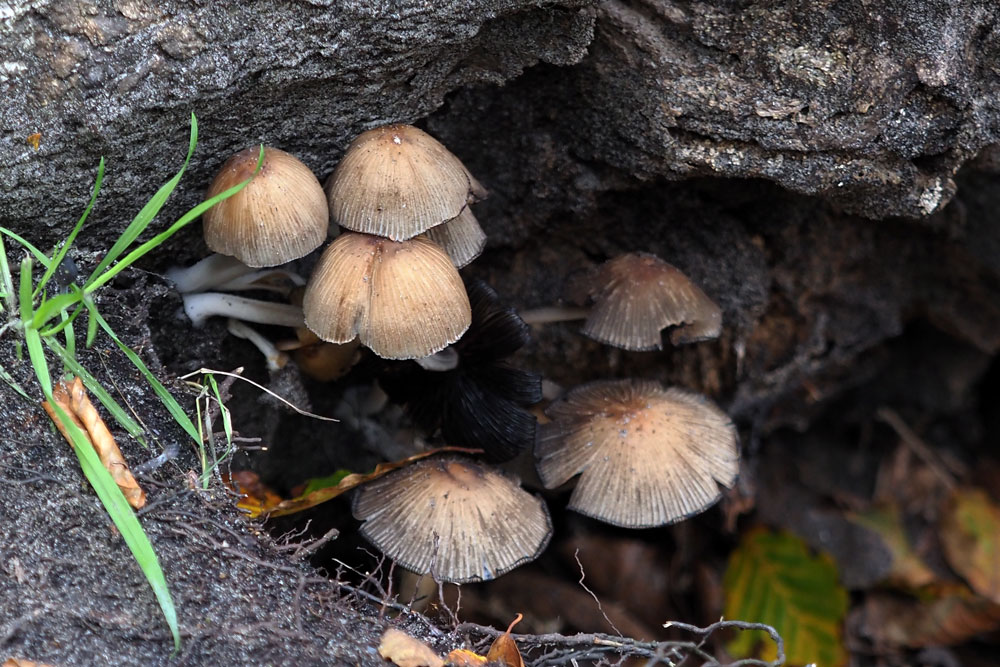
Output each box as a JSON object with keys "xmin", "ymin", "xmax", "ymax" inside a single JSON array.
[{"xmin": 3, "ymin": 0, "xmax": 1000, "ymax": 664}]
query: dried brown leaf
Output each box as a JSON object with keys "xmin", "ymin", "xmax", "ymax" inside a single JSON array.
[
  {"xmin": 445, "ymin": 649, "xmax": 487, "ymax": 666},
  {"xmin": 43, "ymin": 377, "xmax": 146, "ymax": 509},
  {"xmin": 861, "ymin": 584, "xmax": 1000, "ymax": 648},
  {"xmin": 486, "ymin": 614, "xmax": 525, "ymax": 667},
  {"xmin": 940, "ymin": 488, "xmax": 1000, "ymax": 603},
  {"xmin": 378, "ymin": 628, "xmax": 444, "ymax": 667}
]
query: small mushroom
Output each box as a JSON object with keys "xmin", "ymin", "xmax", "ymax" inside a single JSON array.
[
  {"xmin": 379, "ymin": 279, "xmax": 541, "ymax": 462},
  {"xmin": 536, "ymin": 379, "xmax": 739, "ymax": 528},
  {"xmin": 352, "ymin": 457, "xmax": 552, "ymax": 583},
  {"xmin": 424, "ymin": 208, "xmax": 487, "ymax": 268},
  {"xmin": 167, "ymin": 253, "xmax": 305, "ymax": 295},
  {"xmin": 203, "ymin": 146, "xmax": 328, "ymax": 268},
  {"xmin": 302, "ymin": 231, "xmax": 471, "ymax": 360},
  {"xmin": 326, "ymin": 124, "xmax": 486, "ymax": 242},
  {"xmin": 520, "ymin": 252, "xmax": 722, "ymax": 350},
  {"xmin": 181, "ymin": 292, "xmax": 304, "ymax": 328}
]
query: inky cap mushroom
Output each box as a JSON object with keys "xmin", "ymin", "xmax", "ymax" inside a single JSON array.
[
  {"xmin": 424, "ymin": 207, "xmax": 487, "ymax": 268},
  {"xmin": 302, "ymin": 232, "xmax": 471, "ymax": 360},
  {"xmin": 536, "ymin": 379, "xmax": 739, "ymax": 528},
  {"xmin": 326, "ymin": 124, "xmax": 486, "ymax": 242},
  {"xmin": 203, "ymin": 146, "xmax": 328, "ymax": 268},
  {"xmin": 380, "ymin": 279, "xmax": 541, "ymax": 462},
  {"xmin": 353, "ymin": 457, "xmax": 552, "ymax": 583},
  {"xmin": 572, "ymin": 252, "xmax": 722, "ymax": 350}
]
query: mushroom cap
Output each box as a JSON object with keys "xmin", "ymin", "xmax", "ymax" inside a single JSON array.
[
  {"xmin": 379, "ymin": 279, "xmax": 541, "ymax": 462},
  {"xmin": 573, "ymin": 252, "xmax": 722, "ymax": 350},
  {"xmin": 536, "ymin": 379, "xmax": 739, "ymax": 528},
  {"xmin": 203, "ymin": 146, "xmax": 328, "ymax": 268},
  {"xmin": 352, "ymin": 457, "xmax": 552, "ymax": 583},
  {"xmin": 303, "ymin": 232, "xmax": 471, "ymax": 360},
  {"xmin": 424, "ymin": 207, "xmax": 487, "ymax": 268},
  {"xmin": 326, "ymin": 124, "xmax": 486, "ymax": 241}
]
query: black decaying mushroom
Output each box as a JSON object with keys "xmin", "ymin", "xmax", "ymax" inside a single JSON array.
[
  {"xmin": 379, "ymin": 280, "xmax": 541, "ymax": 462},
  {"xmin": 536, "ymin": 379, "xmax": 739, "ymax": 528},
  {"xmin": 353, "ymin": 457, "xmax": 552, "ymax": 583}
]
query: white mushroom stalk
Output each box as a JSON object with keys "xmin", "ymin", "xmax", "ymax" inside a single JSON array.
[
  {"xmin": 518, "ymin": 306, "xmax": 591, "ymax": 325},
  {"xmin": 226, "ymin": 319, "xmax": 289, "ymax": 371},
  {"xmin": 182, "ymin": 292, "xmax": 304, "ymax": 328},
  {"xmin": 167, "ymin": 253, "xmax": 305, "ymax": 295},
  {"xmin": 414, "ymin": 346, "xmax": 459, "ymax": 371}
]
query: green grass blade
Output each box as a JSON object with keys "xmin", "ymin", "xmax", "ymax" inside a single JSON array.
[
  {"xmin": 84, "ymin": 145, "xmax": 263, "ymax": 295},
  {"xmin": 44, "ymin": 398, "xmax": 180, "ymax": 652},
  {"xmin": 45, "ymin": 337, "xmax": 147, "ymax": 446},
  {"xmin": 86, "ymin": 297, "xmax": 98, "ymax": 347},
  {"xmin": 32, "ymin": 291, "xmax": 84, "ymax": 330},
  {"xmin": 39, "ymin": 302, "xmax": 84, "ymax": 338},
  {"xmin": 35, "ymin": 158, "xmax": 105, "ymax": 298},
  {"xmin": 63, "ymin": 313, "xmax": 76, "ymax": 361},
  {"xmin": 0, "ymin": 361, "xmax": 30, "ymax": 399},
  {"xmin": 2, "ymin": 228, "xmax": 53, "ymax": 268},
  {"xmin": 0, "ymin": 232, "xmax": 15, "ymax": 313},
  {"xmin": 85, "ymin": 115, "xmax": 198, "ymax": 287},
  {"xmin": 85, "ymin": 302, "xmax": 200, "ymax": 445}
]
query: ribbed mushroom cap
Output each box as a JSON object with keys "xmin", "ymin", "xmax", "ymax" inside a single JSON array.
[
  {"xmin": 326, "ymin": 124, "xmax": 486, "ymax": 241},
  {"xmin": 303, "ymin": 232, "xmax": 471, "ymax": 360},
  {"xmin": 536, "ymin": 379, "xmax": 739, "ymax": 528},
  {"xmin": 573, "ymin": 252, "xmax": 722, "ymax": 350},
  {"xmin": 204, "ymin": 146, "xmax": 328, "ymax": 268},
  {"xmin": 353, "ymin": 457, "xmax": 552, "ymax": 583},
  {"xmin": 425, "ymin": 208, "xmax": 487, "ymax": 268}
]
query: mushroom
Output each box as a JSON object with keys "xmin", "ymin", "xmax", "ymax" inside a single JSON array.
[
  {"xmin": 536, "ymin": 379, "xmax": 739, "ymax": 528},
  {"xmin": 520, "ymin": 252, "xmax": 722, "ymax": 350},
  {"xmin": 203, "ymin": 146, "xmax": 328, "ymax": 267},
  {"xmin": 352, "ymin": 457, "xmax": 552, "ymax": 583},
  {"xmin": 167, "ymin": 253, "xmax": 305, "ymax": 295},
  {"xmin": 424, "ymin": 208, "xmax": 487, "ymax": 269},
  {"xmin": 326, "ymin": 124, "xmax": 486, "ymax": 242},
  {"xmin": 181, "ymin": 292, "xmax": 304, "ymax": 328},
  {"xmin": 379, "ymin": 279, "xmax": 541, "ymax": 462},
  {"xmin": 302, "ymin": 231, "xmax": 471, "ymax": 360}
]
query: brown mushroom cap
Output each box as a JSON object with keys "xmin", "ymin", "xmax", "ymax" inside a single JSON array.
[
  {"xmin": 302, "ymin": 232, "xmax": 471, "ymax": 359},
  {"xmin": 353, "ymin": 457, "xmax": 552, "ymax": 583},
  {"xmin": 573, "ymin": 252, "xmax": 722, "ymax": 350},
  {"xmin": 424, "ymin": 207, "xmax": 487, "ymax": 268},
  {"xmin": 536, "ymin": 379, "xmax": 739, "ymax": 528},
  {"xmin": 204, "ymin": 146, "xmax": 328, "ymax": 268},
  {"xmin": 326, "ymin": 124, "xmax": 486, "ymax": 242}
]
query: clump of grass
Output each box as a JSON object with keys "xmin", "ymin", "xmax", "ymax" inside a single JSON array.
[{"xmin": 0, "ymin": 114, "xmax": 262, "ymax": 653}]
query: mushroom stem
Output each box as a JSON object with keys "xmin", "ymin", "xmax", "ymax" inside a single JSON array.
[
  {"xmin": 226, "ymin": 319, "xmax": 289, "ymax": 371},
  {"xmin": 168, "ymin": 253, "xmax": 306, "ymax": 295},
  {"xmin": 182, "ymin": 292, "xmax": 304, "ymax": 328},
  {"xmin": 518, "ymin": 306, "xmax": 591, "ymax": 325},
  {"xmin": 414, "ymin": 346, "xmax": 459, "ymax": 372},
  {"xmin": 167, "ymin": 254, "xmax": 255, "ymax": 294}
]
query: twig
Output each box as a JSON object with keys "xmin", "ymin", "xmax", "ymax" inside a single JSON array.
[
  {"xmin": 876, "ymin": 406, "xmax": 959, "ymax": 488},
  {"xmin": 574, "ymin": 547, "xmax": 622, "ymax": 637},
  {"xmin": 180, "ymin": 367, "xmax": 338, "ymax": 421}
]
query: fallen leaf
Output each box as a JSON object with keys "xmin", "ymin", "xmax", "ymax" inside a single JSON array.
[
  {"xmin": 445, "ymin": 649, "xmax": 487, "ymax": 666},
  {"xmin": 4, "ymin": 659, "xmax": 56, "ymax": 667},
  {"xmin": 26, "ymin": 132, "xmax": 41, "ymax": 150},
  {"xmin": 43, "ymin": 377, "xmax": 146, "ymax": 509},
  {"xmin": 860, "ymin": 584, "xmax": 1000, "ymax": 648},
  {"xmin": 724, "ymin": 526, "xmax": 848, "ymax": 667},
  {"xmin": 847, "ymin": 504, "xmax": 936, "ymax": 589},
  {"xmin": 486, "ymin": 614, "xmax": 525, "ymax": 667},
  {"xmin": 378, "ymin": 628, "xmax": 444, "ymax": 667},
  {"xmin": 940, "ymin": 488, "xmax": 1000, "ymax": 603},
  {"xmin": 260, "ymin": 446, "xmax": 482, "ymax": 518},
  {"xmin": 224, "ymin": 471, "xmax": 284, "ymax": 515}
]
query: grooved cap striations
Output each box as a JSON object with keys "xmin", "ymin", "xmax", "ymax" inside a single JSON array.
[
  {"xmin": 203, "ymin": 146, "xmax": 328, "ymax": 268},
  {"xmin": 352, "ymin": 457, "xmax": 552, "ymax": 583},
  {"xmin": 326, "ymin": 124, "xmax": 486, "ymax": 242},
  {"xmin": 573, "ymin": 252, "xmax": 722, "ymax": 350},
  {"xmin": 536, "ymin": 379, "xmax": 739, "ymax": 528},
  {"xmin": 303, "ymin": 232, "xmax": 471, "ymax": 359},
  {"xmin": 425, "ymin": 207, "xmax": 487, "ymax": 268}
]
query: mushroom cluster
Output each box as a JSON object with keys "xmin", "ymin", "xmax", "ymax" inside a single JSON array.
[{"xmin": 170, "ymin": 123, "xmax": 742, "ymax": 586}]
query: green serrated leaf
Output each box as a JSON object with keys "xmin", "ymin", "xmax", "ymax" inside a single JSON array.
[{"xmin": 724, "ymin": 526, "xmax": 848, "ymax": 667}]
